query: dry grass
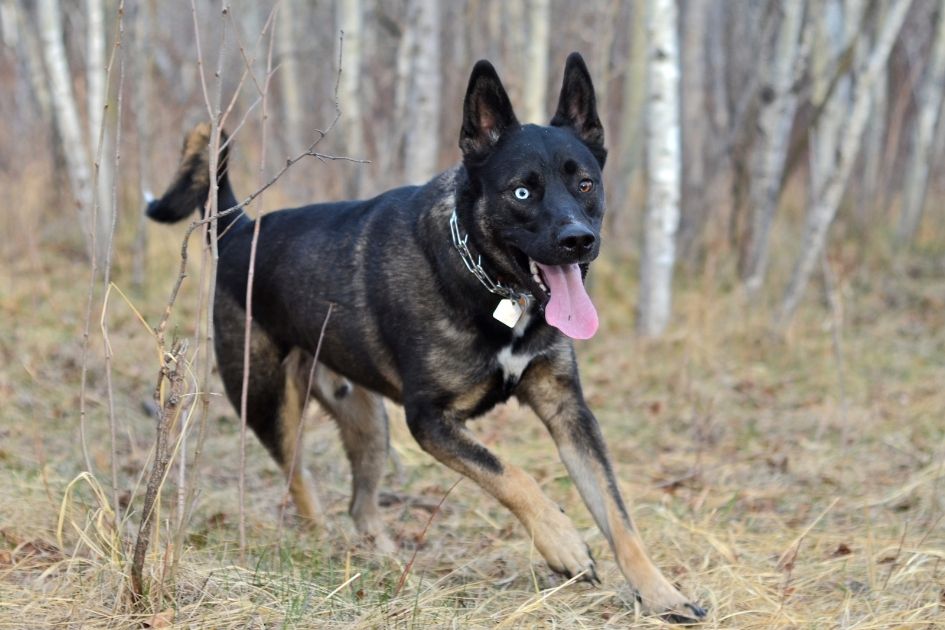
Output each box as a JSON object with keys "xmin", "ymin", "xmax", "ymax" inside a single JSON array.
[{"xmin": 1, "ymin": 174, "xmax": 944, "ymax": 628}]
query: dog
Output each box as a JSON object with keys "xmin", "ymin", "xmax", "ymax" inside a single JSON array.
[{"xmin": 147, "ymin": 53, "xmax": 705, "ymax": 622}]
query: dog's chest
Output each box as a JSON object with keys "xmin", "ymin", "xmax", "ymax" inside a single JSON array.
[{"xmin": 494, "ymin": 310, "xmax": 537, "ymax": 386}]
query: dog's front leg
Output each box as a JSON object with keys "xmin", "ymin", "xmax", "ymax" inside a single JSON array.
[
  {"xmin": 518, "ymin": 357, "xmax": 706, "ymax": 623},
  {"xmin": 404, "ymin": 399, "xmax": 598, "ymax": 581}
]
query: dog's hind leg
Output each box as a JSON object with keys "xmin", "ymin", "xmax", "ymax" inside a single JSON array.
[
  {"xmin": 214, "ymin": 295, "xmax": 323, "ymax": 526},
  {"xmin": 309, "ymin": 365, "xmax": 393, "ymax": 552}
]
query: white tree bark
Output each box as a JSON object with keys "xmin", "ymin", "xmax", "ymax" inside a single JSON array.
[
  {"xmin": 86, "ymin": 0, "xmax": 113, "ymax": 266},
  {"xmin": 680, "ymin": 0, "xmax": 709, "ymax": 250},
  {"xmin": 403, "ymin": 0, "xmax": 441, "ymax": 184},
  {"xmin": 133, "ymin": 0, "xmax": 155, "ymax": 290},
  {"xmin": 278, "ymin": 0, "xmax": 304, "ymax": 146},
  {"xmin": 337, "ymin": 0, "xmax": 364, "ymax": 195},
  {"xmin": 740, "ymin": 1, "xmax": 808, "ymax": 293},
  {"xmin": 637, "ymin": 0, "xmax": 681, "ymax": 337},
  {"xmin": 87, "ymin": 0, "xmax": 105, "ymax": 143},
  {"xmin": 857, "ymin": 61, "xmax": 887, "ymax": 223},
  {"xmin": 612, "ymin": 0, "xmax": 647, "ymax": 239},
  {"xmin": 38, "ymin": 0, "xmax": 96, "ymax": 259},
  {"xmin": 523, "ymin": 0, "xmax": 550, "ymax": 123},
  {"xmin": 898, "ymin": 4, "xmax": 945, "ymax": 244},
  {"xmin": 779, "ymin": 0, "xmax": 912, "ymax": 326},
  {"xmin": 15, "ymin": 2, "xmax": 52, "ymax": 122}
]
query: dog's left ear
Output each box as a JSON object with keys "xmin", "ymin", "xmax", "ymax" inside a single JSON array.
[{"xmin": 551, "ymin": 52, "xmax": 606, "ymax": 166}]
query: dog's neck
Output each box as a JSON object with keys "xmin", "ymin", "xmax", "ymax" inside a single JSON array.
[{"xmin": 448, "ymin": 209, "xmax": 532, "ymax": 305}]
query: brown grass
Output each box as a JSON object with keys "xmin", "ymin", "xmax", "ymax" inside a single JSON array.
[{"xmin": 1, "ymin": 163, "xmax": 944, "ymax": 627}]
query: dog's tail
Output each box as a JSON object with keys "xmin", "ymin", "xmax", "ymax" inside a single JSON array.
[{"xmin": 146, "ymin": 122, "xmax": 245, "ymax": 235}]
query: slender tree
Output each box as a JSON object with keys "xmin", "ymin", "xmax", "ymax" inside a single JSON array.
[
  {"xmin": 779, "ymin": 0, "xmax": 913, "ymax": 327},
  {"xmin": 338, "ymin": 0, "xmax": 364, "ymax": 195},
  {"xmin": 37, "ymin": 0, "xmax": 97, "ymax": 259},
  {"xmin": 679, "ymin": 0, "xmax": 709, "ymax": 260},
  {"xmin": 739, "ymin": 1, "xmax": 808, "ymax": 294},
  {"xmin": 611, "ymin": 1, "xmax": 647, "ymax": 239},
  {"xmin": 897, "ymin": 3, "xmax": 945, "ymax": 245},
  {"xmin": 402, "ymin": 0, "xmax": 441, "ymax": 183},
  {"xmin": 277, "ymin": 0, "xmax": 304, "ymax": 147},
  {"xmin": 638, "ymin": 0, "xmax": 681, "ymax": 337},
  {"xmin": 523, "ymin": 0, "xmax": 550, "ymax": 123},
  {"xmin": 87, "ymin": 0, "xmax": 113, "ymax": 264},
  {"xmin": 132, "ymin": 0, "xmax": 155, "ymax": 290}
]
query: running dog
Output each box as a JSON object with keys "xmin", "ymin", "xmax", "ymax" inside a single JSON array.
[{"xmin": 147, "ymin": 53, "xmax": 705, "ymax": 622}]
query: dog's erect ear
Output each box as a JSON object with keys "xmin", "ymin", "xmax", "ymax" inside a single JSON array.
[
  {"xmin": 551, "ymin": 52, "xmax": 606, "ymax": 165},
  {"xmin": 459, "ymin": 60, "xmax": 519, "ymax": 158}
]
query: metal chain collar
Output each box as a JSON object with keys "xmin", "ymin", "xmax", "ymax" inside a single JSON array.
[{"xmin": 449, "ymin": 209, "xmax": 532, "ymax": 303}]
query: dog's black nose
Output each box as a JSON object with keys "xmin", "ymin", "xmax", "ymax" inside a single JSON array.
[{"xmin": 558, "ymin": 223, "xmax": 596, "ymax": 253}]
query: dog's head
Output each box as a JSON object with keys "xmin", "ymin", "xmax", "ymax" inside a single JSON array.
[{"xmin": 458, "ymin": 53, "xmax": 606, "ymax": 340}]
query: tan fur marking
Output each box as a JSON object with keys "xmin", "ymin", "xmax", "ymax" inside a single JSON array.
[
  {"xmin": 280, "ymin": 351, "xmax": 323, "ymax": 525},
  {"xmin": 420, "ymin": 423, "xmax": 594, "ymax": 577},
  {"xmin": 450, "ymin": 378, "xmax": 493, "ymax": 414},
  {"xmin": 519, "ymin": 355, "xmax": 695, "ymax": 616},
  {"xmin": 309, "ymin": 362, "xmax": 394, "ymax": 552}
]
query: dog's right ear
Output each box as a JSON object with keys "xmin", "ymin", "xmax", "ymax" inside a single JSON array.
[{"xmin": 459, "ymin": 60, "xmax": 519, "ymax": 159}]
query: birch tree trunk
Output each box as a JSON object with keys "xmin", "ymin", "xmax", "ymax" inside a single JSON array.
[
  {"xmin": 778, "ymin": 0, "xmax": 912, "ymax": 327},
  {"xmin": 278, "ymin": 0, "xmax": 304, "ymax": 146},
  {"xmin": 897, "ymin": 4, "xmax": 945, "ymax": 245},
  {"xmin": 857, "ymin": 62, "xmax": 888, "ymax": 225},
  {"xmin": 337, "ymin": 0, "xmax": 364, "ymax": 196},
  {"xmin": 739, "ymin": 1, "xmax": 808, "ymax": 294},
  {"xmin": 132, "ymin": 0, "xmax": 155, "ymax": 290},
  {"xmin": 86, "ymin": 0, "xmax": 113, "ymax": 265},
  {"xmin": 523, "ymin": 0, "xmax": 549, "ymax": 123},
  {"xmin": 610, "ymin": 1, "xmax": 647, "ymax": 239},
  {"xmin": 679, "ymin": 0, "xmax": 709, "ymax": 265},
  {"xmin": 15, "ymin": 2, "xmax": 52, "ymax": 123},
  {"xmin": 87, "ymin": 0, "xmax": 105, "ymax": 144},
  {"xmin": 637, "ymin": 0, "xmax": 681, "ymax": 337},
  {"xmin": 38, "ymin": 0, "xmax": 96, "ymax": 259},
  {"xmin": 403, "ymin": 0, "xmax": 440, "ymax": 183}
]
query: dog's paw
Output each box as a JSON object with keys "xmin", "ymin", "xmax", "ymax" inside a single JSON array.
[
  {"xmin": 659, "ymin": 601, "xmax": 707, "ymax": 625},
  {"xmin": 637, "ymin": 581, "xmax": 706, "ymax": 624},
  {"xmin": 529, "ymin": 507, "xmax": 598, "ymax": 583}
]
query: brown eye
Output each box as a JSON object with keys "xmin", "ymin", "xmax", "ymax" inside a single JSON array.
[{"xmin": 578, "ymin": 179, "xmax": 594, "ymax": 193}]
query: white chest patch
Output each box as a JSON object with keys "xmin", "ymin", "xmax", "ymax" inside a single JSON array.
[
  {"xmin": 495, "ymin": 303, "xmax": 536, "ymax": 384},
  {"xmin": 497, "ymin": 345, "xmax": 536, "ymax": 384}
]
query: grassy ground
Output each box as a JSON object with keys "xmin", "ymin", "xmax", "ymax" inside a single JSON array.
[{"xmin": 1, "ymin": 191, "xmax": 944, "ymax": 628}]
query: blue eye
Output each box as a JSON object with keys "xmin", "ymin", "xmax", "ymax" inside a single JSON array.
[{"xmin": 514, "ymin": 187, "xmax": 530, "ymax": 200}]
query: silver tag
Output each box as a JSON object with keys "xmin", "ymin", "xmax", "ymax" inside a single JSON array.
[{"xmin": 493, "ymin": 298, "xmax": 524, "ymax": 328}]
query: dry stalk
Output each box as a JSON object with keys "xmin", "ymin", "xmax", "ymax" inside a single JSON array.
[
  {"xmin": 393, "ymin": 477, "xmax": 463, "ymax": 597},
  {"xmin": 237, "ymin": 3, "xmax": 277, "ymax": 559},
  {"xmin": 100, "ymin": 2, "xmax": 125, "ymax": 528},
  {"xmin": 131, "ymin": 337, "xmax": 187, "ymax": 603},
  {"xmin": 277, "ymin": 303, "xmax": 334, "ymax": 535},
  {"xmin": 818, "ymin": 247, "xmax": 849, "ymax": 443}
]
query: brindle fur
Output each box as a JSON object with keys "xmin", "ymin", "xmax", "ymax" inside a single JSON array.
[{"xmin": 147, "ymin": 54, "xmax": 705, "ymax": 622}]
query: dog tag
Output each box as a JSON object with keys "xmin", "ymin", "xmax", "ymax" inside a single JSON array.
[{"xmin": 493, "ymin": 298, "xmax": 524, "ymax": 328}]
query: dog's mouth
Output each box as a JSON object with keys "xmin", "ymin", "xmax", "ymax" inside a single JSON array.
[{"xmin": 511, "ymin": 250, "xmax": 599, "ymax": 340}]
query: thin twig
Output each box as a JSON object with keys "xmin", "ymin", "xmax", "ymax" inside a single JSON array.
[
  {"xmin": 278, "ymin": 303, "xmax": 335, "ymax": 536},
  {"xmin": 100, "ymin": 1, "xmax": 125, "ymax": 529},
  {"xmin": 393, "ymin": 477, "xmax": 462, "ymax": 598},
  {"xmin": 818, "ymin": 248, "xmax": 849, "ymax": 444},
  {"xmin": 237, "ymin": 2, "xmax": 277, "ymax": 559}
]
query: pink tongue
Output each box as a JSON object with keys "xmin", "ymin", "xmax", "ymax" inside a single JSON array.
[{"xmin": 535, "ymin": 263, "xmax": 599, "ymax": 339}]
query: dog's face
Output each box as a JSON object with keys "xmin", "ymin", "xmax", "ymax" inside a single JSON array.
[{"xmin": 458, "ymin": 53, "xmax": 606, "ymax": 339}]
